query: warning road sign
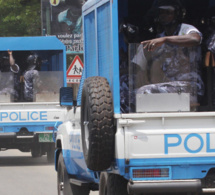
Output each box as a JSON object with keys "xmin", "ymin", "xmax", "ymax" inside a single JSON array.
[{"xmin": 67, "ymin": 55, "xmax": 84, "ymax": 84}]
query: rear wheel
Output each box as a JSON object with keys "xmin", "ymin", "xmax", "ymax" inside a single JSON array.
[
  {"xmin": 99, "ymin": 173, "xmax": 129, "ymax": 195},
  {"xmin": 81, "ymin": 76, "xmax": 115, "ymax": 171},
  {"xmin": 47, "ymin": 143, "xmax": 55, "ymax": 163},
  {"xmin": 99, "ymin": 172, "xmax": 108, "ymax": 195},
  {"xmin": 31, "ymin": 145, "xmax": 42, "ymax": 158},
  {"xmin": 57, "ymin": 152, "xmax": 90, "ymax": 195}
]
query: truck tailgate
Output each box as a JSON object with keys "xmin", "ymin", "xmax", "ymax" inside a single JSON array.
[{"xmin": 118, "ymin": 113, "xmax": 215, "ymax": 160}]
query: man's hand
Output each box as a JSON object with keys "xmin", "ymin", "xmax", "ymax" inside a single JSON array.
[
  {"xmin": 20, "ymin": 76, "xmax": 24, "ymax": 83},
  {"xmin": 8, "ymin": 50, "xmax": 12, "ymax": 55},
  {"xmin": 141, "ymin": 33, "xmax": 201, "ymax": 52},
  {"xmin": 7, "ymin": 50, "xmax": 18, "ymax": 72},
  {"xmin": 141, "ymin": 37, "xmax": 166, "ymax": 51}
]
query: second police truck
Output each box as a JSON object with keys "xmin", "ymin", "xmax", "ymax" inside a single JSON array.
[{"xmin": 0, "ymin": 36, "xmax": 67, "ymax": 162}]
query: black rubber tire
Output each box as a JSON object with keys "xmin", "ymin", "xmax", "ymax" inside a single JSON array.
[
  {"xmin": 57, "ymin": 152, "xmax": 72, "ymax": 195},
  {"xmin": 99, "ymin": 172, "xmax": 108, "ymax": 195},
  {"xmin": 31, "ymin": 145, "xmax": 42, "ymax": 158},
  {"xmin": 107, "ymin": 173, "xmax": 128, "ymax": 195},
  {"xmin": 57, "ymin": 152, "xmax": 90, "ymax": 195},
  {"xmin": 31, "ymin": 150, "xmax": 41, "ymax": 158},
  {"xmin": 47, "ymin": 143, "xmax": 55, "ymax": 163},
  {"xmin": 81, "ymin": 76, "xmax": 115, "ymax": 171}
]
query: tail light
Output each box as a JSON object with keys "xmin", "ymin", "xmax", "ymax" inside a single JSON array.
[
  {"xmin": 133, "ymin": 168, "xmax": 169, "ymax": 179},
  {"xmin": 45, "ymin": 126, "xmax": 54, "ymax": 131}
]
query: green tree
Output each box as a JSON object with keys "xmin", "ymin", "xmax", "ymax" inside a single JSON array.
[{"xmin": 0, "ymin": 0, "xmax": 41, "ymax": 36}]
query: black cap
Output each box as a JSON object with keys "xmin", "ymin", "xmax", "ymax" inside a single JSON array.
[
  {"xmin": 27, "ymin": 54, "xmax": 38, "ymax": 65},
  {"xmin": 155, "ymin": 0, "xmax": 183, "ymax": 8},
  {"xmin": 148, "ymin": 0, "xmax": 184, "ymax": 21}
]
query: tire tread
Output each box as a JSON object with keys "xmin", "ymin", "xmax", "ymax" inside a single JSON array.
[{"xmin": 81, "ymin": 76, "xmax": 115, "ymax": 171}]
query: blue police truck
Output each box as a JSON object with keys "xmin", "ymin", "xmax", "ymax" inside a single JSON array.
[
  {"xmin": 0, "ymin": 36, "xmax": 67, "ymax": 162},
  {"xmin": 55, "ymin": 0, "xmax": 215, "ymax": 194}
]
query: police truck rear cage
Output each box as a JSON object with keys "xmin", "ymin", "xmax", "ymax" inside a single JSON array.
[
  {"xmin": 81, "ymin": 0, "xmax": 215, "ymax": 114},
  {"xmin": 0, "ymin": 36, "xmax": 66, "ymax": 103}
]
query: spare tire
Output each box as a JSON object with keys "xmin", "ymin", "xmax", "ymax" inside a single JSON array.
[{"xmin": 81, "ymin": 76, "xmax": 115, "ymax": 171}]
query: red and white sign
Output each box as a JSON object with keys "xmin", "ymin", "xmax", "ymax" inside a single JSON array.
[{"xmin": 67, "ymin": 55, "xmax": 84, "ymax": 84}]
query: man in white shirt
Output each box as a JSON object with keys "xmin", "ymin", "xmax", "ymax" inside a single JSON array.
[{"xmin": 135, "ymin": 0, "xmax": 204, "ymax": 104}]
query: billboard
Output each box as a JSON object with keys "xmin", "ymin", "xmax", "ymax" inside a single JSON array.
[
  {"xmin": 41, "ymin": 0, "xmax": 86, "ymax": 84},
  {"xmin": 41, "ymin": 0, "xmax": 86, "ymax": 54}
]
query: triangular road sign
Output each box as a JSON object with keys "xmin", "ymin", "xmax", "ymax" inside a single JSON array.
[{"xmin": 67, "ymin": 55, "xmax": 83, "ymax": 79}]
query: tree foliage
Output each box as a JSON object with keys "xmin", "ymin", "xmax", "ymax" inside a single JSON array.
[{"xmin": 0, "ymin": 0, "xmax": 41, "ymax": 36}]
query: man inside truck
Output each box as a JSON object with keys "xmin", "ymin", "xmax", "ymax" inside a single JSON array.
[
  {"xmin": 22, "ymin": 52, "xmax": 42, "ymax": 101},
  {"xmin": 135, "ymin": 0, "xmax": 204, "ymax": 106},
  {"xmin": 0, "ymin": 50, "xmax": 20, "ymax": 100}
]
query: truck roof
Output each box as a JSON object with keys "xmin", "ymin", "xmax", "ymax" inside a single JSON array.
[{"xmin": 0, "ymin": 36, "xmax": 65, "ymax": 51}]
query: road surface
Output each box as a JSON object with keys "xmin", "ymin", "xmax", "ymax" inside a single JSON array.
[{"xmin": 0, "ymin": 149, "xmax": 98, "ymax": 195}]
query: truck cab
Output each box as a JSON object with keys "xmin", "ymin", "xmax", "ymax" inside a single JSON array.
[{"xmin": 56, "ymin": 0, "xmax": 215, "ymax": 194}]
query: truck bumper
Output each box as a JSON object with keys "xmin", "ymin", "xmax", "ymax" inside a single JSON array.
[
  {"xmin": 0, "ymin": 131, "xmax": 53, "ymax": 148},
  {"xmin": 127, "ymin": 179, "xmax": 202, "ymax": 194},
  {"xmin": 0, "ymin": 131, "xmax": 53, "ymax": 140},
  {"xmin": 0, "ymin": 133, "xmax": 16, "ymax": 139},
  {"xmin": 0, "ymin": 132, "xmax": 35, "ymax": 139}
]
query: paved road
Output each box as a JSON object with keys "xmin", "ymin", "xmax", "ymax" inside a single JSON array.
[{"xmin": 0, "ymin": 149, "xmax": 98, "ymax": 195}]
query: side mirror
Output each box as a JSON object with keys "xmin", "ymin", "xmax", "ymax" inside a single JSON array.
[{"xmin": 60, "ymin": 87, "xmax": 73, "ymax": 106}]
